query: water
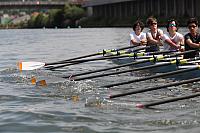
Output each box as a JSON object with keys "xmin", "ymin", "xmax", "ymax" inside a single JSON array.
[{"xmin": 0, "ymin": 28, "xmax": 200, "ymax": 133}]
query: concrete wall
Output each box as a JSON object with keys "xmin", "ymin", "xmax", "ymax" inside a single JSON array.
[{"xmin": 83, "ymin": 0, "xmax": 200, "ymax": 18}]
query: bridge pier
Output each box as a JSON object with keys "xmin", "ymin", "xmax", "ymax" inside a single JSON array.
[{"xmin": 83, "ymin": 0, "xmax": 200, "ymax": 19}]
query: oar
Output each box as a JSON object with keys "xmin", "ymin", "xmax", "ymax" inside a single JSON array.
[
  {"xmin": 47, "ymin": 47, "xmax": 176, "ymax": 66},
  {"xmin": 18, "ymin": 56, "xmax": 131, "ymax": 71},
  {"xmin": 46, "ymin": 55, "xmax": 152, "ymax": 70},
  {"xmin": 109, "ymin": 77, "xmax": 200, "ymax": 99},
  {"xmin": 63, "ymin": 50, "xmax": 196, "ymax": 78},
  {"xmin": 103, "ymin": 64, "xmax": 200, "ymax": 88},
  {"xmin": 45, "ymin": 46, "xmax": 152, "ymax": 70},
  {"xmin": 45, "ymin": 52, "xmax": 153, "ymax": 69},
  {"xmin": 18, "ymin": 45, "xmax": 146, "ymax": 71},
  {"xmin": 136, "ymin": 93, "xmax": 200, "ymax": 108},
  {"xmin": 103, "ymin": 49, "xmax": 177, "ymax": 58},
  {"xmin": 73, "ymin": 57, "xmax": 200, "ymax": 81},
  {"xmin": 46, "ymin": 45, "xmax": 141, "ymax": 65}
]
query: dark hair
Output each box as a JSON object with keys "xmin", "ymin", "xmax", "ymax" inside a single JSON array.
[
  {"xmin": 132, "ymin": 20, "xmax": 145, "ymax": 31},
  {"xmin": 187, "ymin": 18, "xmax": 198, "ymax": 26},
  {"xmin": 166, "ymin": 19, "xmax": 179, "ymax": 32},
  {"xmin": 146, "ymin": 17, "xmax": 157, "ymax": 26}
]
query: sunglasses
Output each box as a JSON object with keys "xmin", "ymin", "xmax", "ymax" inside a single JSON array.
[
  {"xmin": 150, "ymin": 23, "xmax": 157, "ymax": 25},
  {"xmin": 169, "ymin": 24, "xmax": 176, "ymax": 27},
  {"xmin": 188, "ymin": 25, "xmax": 197, "ymax": 28}
]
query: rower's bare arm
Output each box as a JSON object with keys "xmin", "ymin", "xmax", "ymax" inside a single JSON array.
[
  {"xmin": 165, "ymin": 39, "xmax": 181, "ymax": 50},
  {"xmin": 186, "ymin": 39, "xmax": 200, "ymax": 48},
  {"xmin": 147, "ymin": 37, "xmax": 162, "ymax": 45},
  {"xmin": 130, "ymin": 39, "xmax": 140, "ymax": 46},
  {"xmin": 180, "ymin": 38, "xmax": 184, "ymax": 45}
]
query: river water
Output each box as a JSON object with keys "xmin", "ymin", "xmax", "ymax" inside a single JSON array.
[{"xmin": 0, "ymin": 28, "xmax": 200, "ymax": 133}]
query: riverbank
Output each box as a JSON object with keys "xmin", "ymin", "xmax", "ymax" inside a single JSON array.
[
  {"xmin": 78, "ymin": 16, "xmax": 195, "ymax": 28},
  {"xmin": 0, "ymin": 16, "xmax": 198, "ymax": 29}
]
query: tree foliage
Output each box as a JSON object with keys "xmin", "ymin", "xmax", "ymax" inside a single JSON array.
[{"xmin": 26, "ymin": 3, "xmax": 85, "ymax": 28}]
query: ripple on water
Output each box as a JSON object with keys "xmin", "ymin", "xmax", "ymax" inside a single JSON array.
[{"xmin": 0, "ymin": 28, "xmax": 200, "ymax": 133}]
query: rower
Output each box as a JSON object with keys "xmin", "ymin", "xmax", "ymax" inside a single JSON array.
[
  {"xmin": 184, "ymin": 18, "xmax": 200, "ymax": 59},
  {"xmin": 162, "ymin": 19, "xmax": 184, "ymax": 52},
  {"xmin": 146, "ymin": 16, "xmax": 163, "ymax": 52},
  {"xmin": 129, "ymin": 20, "xmax": 147, "ymax": 48}
]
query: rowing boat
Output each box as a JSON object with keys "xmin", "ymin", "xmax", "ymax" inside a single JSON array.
[{"xmin": 108, "ymin": 50, "xmax": 200, "ymax": 80}]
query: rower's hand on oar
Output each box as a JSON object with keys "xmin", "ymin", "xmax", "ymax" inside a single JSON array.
[
  {"xmin": 140, "ymin": 39, "xmax": 147, "ymax": 45},
  {"xmin": 177, "ymin": 45, "xmax": 184, "ymax": 52}
]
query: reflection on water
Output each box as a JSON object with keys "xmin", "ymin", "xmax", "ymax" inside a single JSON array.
[{"xmin": 0, "ymin": 28, "xmax": 199, "ymax": 133}]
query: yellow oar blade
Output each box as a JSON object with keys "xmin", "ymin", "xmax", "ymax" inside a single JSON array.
[{"xmin": 18, "ymin": 61, "xmax": 45, "ymax": 71}]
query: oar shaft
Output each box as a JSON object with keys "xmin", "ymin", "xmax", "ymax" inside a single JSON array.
[
  {"xmin": 48, "ymin": 50, "xmax": 196, "ymax": 71},
  {"xmin": 74, "ymin": 62, "xmax": 172, "ymax": 81},
  {"xmin": 64, "ymin": 62, "xmax": 137, "ymax": 78},
  {"xmin": 105, "ymin": 66, "xmax": 199, "ymax": 88},
  {"xmin": 138, "ymin": 93, "xmax": 200, "ymax": 108},
  {"xmin": 50, "ymin": 54, "xmax": 151, "ymax": 65},
  {"xmin": 45, "ymin": 62, "xmax": 81, "ymax": 70},
  {"xmin": 47, "ymin": 53, "xmax": 101, "ymax": 65},
  {"xmin": 63, "ymin": 50, "xmax": 197, "ymax": 77},
  {"xmin": 46, "ymin": 56, "xmax": 122, "ymax": 69},
  {"xmin": 47, "ymin": 46, "xmax": 150, "ymax": 65},
  {"xmin": 147, "ymin": 50, "xmax": 177, "ymax": 55},
  {"xmin": 46, "ymin": 46, "xmax": 153, "ymax": 70},
  {"xmin": 109, "ymin": 76, "xmax": 200, "ymax": 99},
  {"xmin": 46, "ymin": 45, "xmax": 140, "ymax": 66},
  {"xmin": 46, "ymin": 55, "xmax": 151, "ymax": 70},
  {"xmin": 63, "ymin": 59, "xmax": 151, "ymax": 78},
  {"xmin": 46, "ymin": 46, "xmax": 152, "ymax": 70},
  {"xmin": 64, "ymin": 51, "xmax": 178, "ymax": 77}
]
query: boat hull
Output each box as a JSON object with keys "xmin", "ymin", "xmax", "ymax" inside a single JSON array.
[{"xmin": 111, "ymin": 56, "xmax": 200, "ymax": 80}]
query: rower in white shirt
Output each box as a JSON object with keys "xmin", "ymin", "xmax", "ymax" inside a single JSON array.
[
  {"xmin": 162, "ymin": 19, "xmax": 184, "ymax": 51},
  {"xmin": 146, "ymin": 17, "xmax": 163, "ymax": 52},
  {"xmin": 130, "ymin": 20, "xmax": 147, "ymax": 46}
]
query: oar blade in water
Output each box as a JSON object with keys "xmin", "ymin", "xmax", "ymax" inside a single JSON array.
[{"xmin": 18, "ymin": 61, "xmax": 46, "ymax": 71}]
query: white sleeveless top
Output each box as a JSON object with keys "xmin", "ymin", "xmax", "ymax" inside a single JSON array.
[
  {"xmin": 130, "ymin": 31, "xmax": 146, "ymax": 44},
  {"xmin": 162, "ymin": 32, "xmax": 184, "ymax": 50}
]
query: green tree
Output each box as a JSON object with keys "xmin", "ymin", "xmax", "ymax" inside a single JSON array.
[
  {"xmin": 47, "ymin": 9, "xmax": 65, "ymax": 28},
  {"xmin": 63, "ymin": 4, "xmax": 85, "ymax": 27},
  {"xmin": 26, "ymin": 3, "xmax": 86, "ymax": 28},
  {"xmin": 27, "ymin": 15, "xmax": 37, "ymax": 28},
  {"xmin": 34, "ymin": 13, "xmax": 45, "ymax": 28}
]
